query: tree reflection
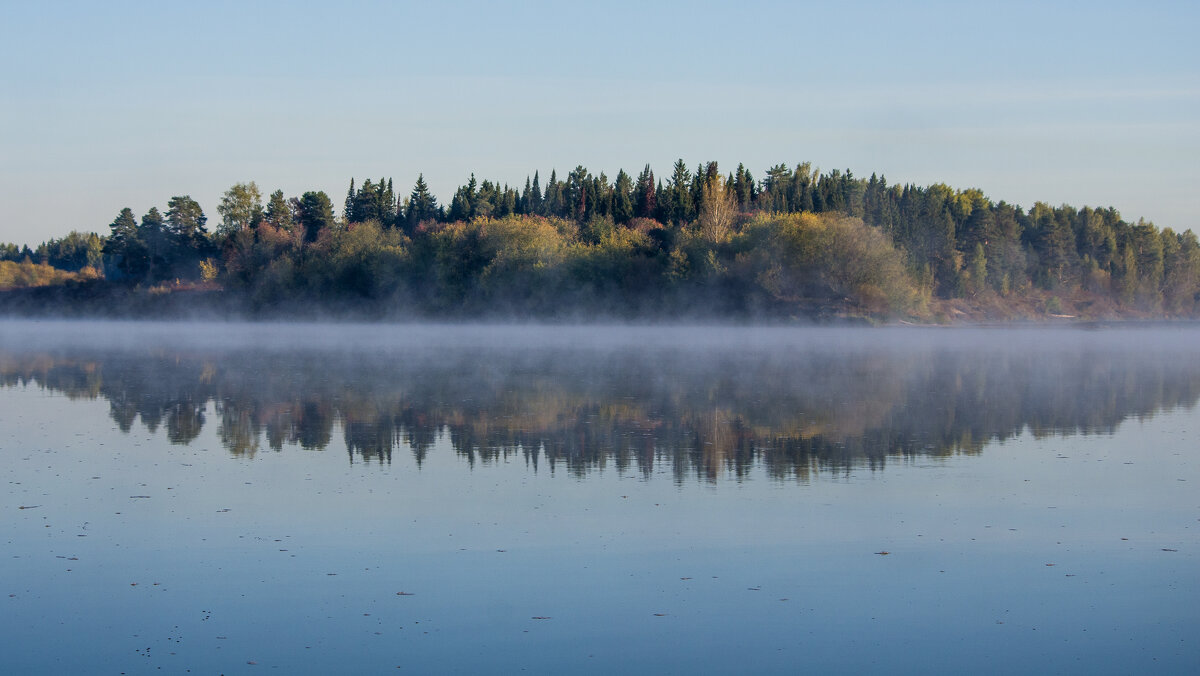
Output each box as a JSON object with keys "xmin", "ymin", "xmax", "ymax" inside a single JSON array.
[{"xmin": 2, "ymin": 335, "xmax": 1197, "ymax": 480}]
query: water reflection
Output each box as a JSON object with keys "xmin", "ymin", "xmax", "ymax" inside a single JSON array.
[{"xmin": 2, "ymin": 327, "xmax": 1198, "ymax": 480}]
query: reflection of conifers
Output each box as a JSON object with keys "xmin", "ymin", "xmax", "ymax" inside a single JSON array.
[{"xmin": 2, "ymin": 343, "xmax": 1198, "ymax": 479}]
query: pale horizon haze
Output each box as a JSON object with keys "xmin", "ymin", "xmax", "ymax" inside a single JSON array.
[{"xmin": 1, "ymin": 0, "xmax": 1197, "ymax": 245}]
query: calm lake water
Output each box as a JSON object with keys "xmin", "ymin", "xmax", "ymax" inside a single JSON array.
[{"xmin": 1, "ymin": 321, "xmax": 1197, "ymax": 674}]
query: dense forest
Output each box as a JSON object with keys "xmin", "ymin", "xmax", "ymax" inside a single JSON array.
[{"xmin": 3, "ymin": 160, "xmax": 1198, "ymax": 320}]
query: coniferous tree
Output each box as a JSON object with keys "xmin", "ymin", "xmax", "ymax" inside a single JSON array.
[
  {"xmin": 565, "ymin": 166, "xmax": 591, "ymax": 222},
  {"xmin": 759, "ymin": 164, "xmax": 791, "ymax": 212},
  {"xmin": 297, "ymin": 191, "xmax": 335, "ymax": 244},
  {"xmin": 405, "ymin": 174, "xmax": 439, "ymax": 229},
  {"xmin": 612, "ymin": 169, "xmax": 634, "ymax": 224},
  {"xmin": 519, "ymin": 177, "xmax": 532, "ymax": 215},
  {"xmin": 634, "ymin": 165, "xmax": 657, "ymax": 219},
  {"xmin": 665, "ymin": 159, "xmax": 693, "ymax": 225},
  {"xmin": 543, "ymin": 170, "xmax": 563, "ymax": 218},
  {"xmin": 689, "ymin": 163, "xmax": 707, "ymax": 218},
  {"xmin": 499, "ymin": 185, "xmax": 518, "ymax": 218},
  {"xmin": 139, "ymin": 207, "xmax": 170, "ymax": 282},
  {"xmin": 264, "ymin": 190, "xmax": 294, "ymax": 231},
  {"xmin": 447, "ymin": 191, "xmax": 471, "ymax": 222},
  {"xmin": 165, "ymin": 195, "xmax": 213, "ymax": 278},
  {"xmin": 531, "ymin": 171, "xmax": 543, "ymax": 214},
  {"xmin": 385, "ymin": 178, "xmax": 395, "ymax": 226},
  {"xmin": 1030, "ymin": 202, "xmax": 1077, "ymax": 288},
  {"xmin": 733, "ymin": 163, "xmax": 755, "ymax": 208},
  {"xmin": 103, "ymin": 207, "xmax": 148, "ymax": 280},
  {"xmin": 653, "ymin": 179, "xmax": 667, "ymax": 222},
  {"xmin": 166, "ymin": 196, "xmax": 208, "ymax": 240}
]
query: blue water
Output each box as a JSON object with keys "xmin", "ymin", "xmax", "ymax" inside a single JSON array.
[{"xmin": 1, "ymin": 322, "xmax": 1197, "ymax": 674}]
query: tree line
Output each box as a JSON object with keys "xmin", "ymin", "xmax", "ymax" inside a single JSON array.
[{"xmin": 4, "ymin": 160, "xmax": 1198, "ymax": 318}]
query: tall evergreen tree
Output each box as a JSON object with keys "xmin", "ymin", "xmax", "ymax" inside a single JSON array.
[
  {"xmin": 103, "ymin": 207, "xmax": 148, "ymax": 279},
  {"xmin": 166, "ymin": 196, "xmax": 208, "ymax": 239},
  {"xmin": 139, "ymin": 207, "xmax": 170, "ymax": 282},
  {"xmin": 385, "ymin": 178, "xmax": 395, "ymax": 225},
  {"xmin": 531, "ymin": 171, "xmax": 543, "ymax": 214},
  {"xmin": 297, "ymin": 191, "xmax": 335, "ymax": 243},
  {"xmin": 165, "ymin": 195, "xmax": 212, "ymax": 278},
  {"xmin": 612, "ymin": 169, "xmax": 634, "ymax": 224},
  {"xmin": 264, "ymin": 190, "xmax": 294, "ymax": 231},
  {"xmin": 543, "ymin": 170, "xmax": 563, "ymax": 218},
  {"xmin": 405, "ymin": 174, "xmax": 439, "ymax": 229},
  {"xmin": 634, "ymin": 165, "xmax": 657, "ymax": 219},
  {"xmin": 733, "ymin": 163, "xmax": 755, "ymax": 208},
  {"xmin": 665, "ymin": 159, "xmax": 693, "ymax": 225}
]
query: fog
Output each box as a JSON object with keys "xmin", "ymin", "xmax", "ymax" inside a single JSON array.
[
  {"xmin": 3, "ymin": 317, "xmax": 1199, "ymax": 353},
  {"xmin": 3, "ymin": 320, "xmax": 1198, "ymax": 478}
]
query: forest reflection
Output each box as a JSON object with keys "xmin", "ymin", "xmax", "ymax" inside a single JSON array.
[{"xmin": 2, "ymin": 335, "xmax": 1197, "ymax": 481}]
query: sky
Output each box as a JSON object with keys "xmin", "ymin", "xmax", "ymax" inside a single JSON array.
[{"xmin": 1, "ymin": 0, "xmax": 1197, "ymax": 245}]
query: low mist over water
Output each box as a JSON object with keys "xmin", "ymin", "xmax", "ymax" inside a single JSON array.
[
  {"xmin": 2, "ymin": 321, "xmax": 1198, "ymax": 476},
  {"xmin": 2, "ymin": 321, "xmax": 1197, "ymax": 673}
]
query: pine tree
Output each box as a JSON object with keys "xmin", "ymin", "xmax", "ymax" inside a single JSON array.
[
  {"xmin": 139, "ymin": 207, "xmax": 169, "ymax": 282},
  {"xmin": 166, "ymin": 195, "xmax": 208, "ymax": 239},
  {"xmin": 103, "ymin": 207, "xmax": 149, "ymax": 279},
  {"xmin": 165, "ymin": 195, "xmax": 212, "ymax": 278},
  {"xmin": 264, "ymin": 190, "xmax": 294, "ymax": 231},
  {"xmin": 297, "ymin": 191, "xmax": 335, "ymax": 243}
]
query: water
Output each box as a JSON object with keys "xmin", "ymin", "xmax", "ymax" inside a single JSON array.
[{"xmin": 1, "ymin": 321, "xmax": 1197, "ymax": 674}]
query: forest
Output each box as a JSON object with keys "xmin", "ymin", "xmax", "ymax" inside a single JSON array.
[{"xmin": 2, "ymin": 160, "xmax": 1198, "ymax": 320}]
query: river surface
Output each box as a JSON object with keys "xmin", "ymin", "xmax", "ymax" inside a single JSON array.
[{"xmin": 1, "ymin": 321, "xmax": 1197, "ymax": 674}]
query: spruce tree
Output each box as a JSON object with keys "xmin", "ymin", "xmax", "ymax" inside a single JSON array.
[
  {"xmin": 635, "ymin": 165, "xmax": 656, "ymax": 219},
  {"xmin": 612, "ymin": 169, "xmax": 634, "ymax": 224},
  {"xmin": 668, "ymin": 159, "xmax": 693, "ymax": 225},
  {"xmin": 405, "ymin": 174, "xmax": 439, "ymax": 229},
  {"xmin": 531, "ymin": 171, "xmax": 543, "ymax": 214}
]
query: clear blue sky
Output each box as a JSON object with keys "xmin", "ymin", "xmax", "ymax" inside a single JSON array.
[{"xmin": 1, "ymin": 0, "xmax": 1196, "ymax": 245}]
